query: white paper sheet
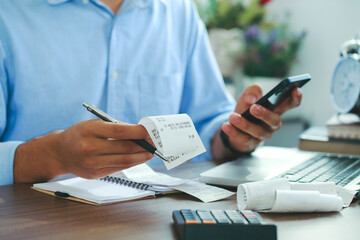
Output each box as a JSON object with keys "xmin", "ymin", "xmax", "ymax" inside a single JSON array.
[
  {"xmin": 172, "ymin": 180, "xmax": 235, "ymax": 203},
  {"xmin": 122, "ymin": 164, "xmax": 234, "ymax": 202},
  {"xmin": 122, "ymin": 163, "xmax": 188, "ymax": 186},
  {"xmin": 237, "ymin": 178, "xmax": 356, "ymax": 212},
  {"xmin": 139, "ymin": 114, "xmax": 206, "ymax": 169}
]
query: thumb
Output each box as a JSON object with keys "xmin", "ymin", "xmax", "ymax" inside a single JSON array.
[{"xmin": 235, "ymin": 84, "xmax": 263, "ymax": 114}]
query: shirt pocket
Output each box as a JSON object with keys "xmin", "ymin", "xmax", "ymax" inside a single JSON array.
[{"xmin": 138, "ymin": 72, "xmax": 184, "ymax": 117}]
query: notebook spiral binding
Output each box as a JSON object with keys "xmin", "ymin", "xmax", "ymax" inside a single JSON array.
[{"xmin": 100, "ymin": 176, "xmax": 151, "ymax": 191}]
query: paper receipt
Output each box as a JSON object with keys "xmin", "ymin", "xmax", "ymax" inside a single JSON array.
[
  {"xmin": 122, "ymin": 163, "xmax": 234, "ymax": 202},
  {"xmin": 237, "ymin": 178, "xmax": 357, "ymax": 213},
  {"xmin": 139, "ymin": 114, "xmax": 206, "ymax": 169}
]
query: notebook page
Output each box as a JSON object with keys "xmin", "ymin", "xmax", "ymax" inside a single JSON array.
[
  {"xmin": 107, "ymin": 170, "xmax": 175, "ymax": 192},
  {"xmin": 33, "ymin": 177, "xmax": 154, "ymax": 204}
]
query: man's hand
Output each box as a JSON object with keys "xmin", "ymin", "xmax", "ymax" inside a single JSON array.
[
  {"xmin": 14, "ymin": 119, "xmax": 154, "ymax": 183},
  {"xmin": 212, "ymin": 84, "xmax": 302, "ymax": 161}
]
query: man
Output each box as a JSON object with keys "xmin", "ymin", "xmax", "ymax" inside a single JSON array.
[{"xmin": 0, "ymin": 0, "xmax": 302, "ymax": 185}]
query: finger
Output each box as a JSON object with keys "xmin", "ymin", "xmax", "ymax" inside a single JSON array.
[
  {"xmin": 228, "ymin": 113, "xmax": 272, "ymax": 141},
  {"xmin": 82, "ymin": 151, "xmax": 154, "ymax": 171},
  {"xmin": 101, "ymin": 151, "xmax": 154, "ymax": 168},
  {"xmin": 235, "ymin": 84, "xmax": 263, "ymax": 114},
  {"xmin": 81, "ymin": 119, "xmax": 150, "ymax": 140},
  {"xmin": 274, "ymin": 87, "xmax": 303, "ymax": 115},
  {"xmin": 249, "ymin": 105, "xmax": 282, "ymax": 131},
  {"xmin": 79, "ymin": 138, "xmax": 150, "ymax": 155},
  {"xmin": 222, "ymin": 123, "xmax": 261, "ymax": 152}
]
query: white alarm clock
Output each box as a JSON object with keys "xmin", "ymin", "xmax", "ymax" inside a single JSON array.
[{"xmin": 331, "ymin": 39, "xmax": 360, "ymax": 114}]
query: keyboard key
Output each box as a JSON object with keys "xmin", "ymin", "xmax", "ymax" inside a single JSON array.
[
  {"xmin": 336, "ymin": 162, "xmax": 360, "ymax": 185},
  {"xmin": 284, "ymin": 156, "xmax": 321, "ymax": 175},
  {"xmin": 274, "ymin": 154, "xmax": 360, "ymax": 187}
]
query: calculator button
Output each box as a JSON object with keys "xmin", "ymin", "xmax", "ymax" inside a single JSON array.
[
  {"xmin": 173, "ymin": 209, "xmax": 276, "ymax": 240},
  {"xmin": 211, "ymin": 210, "xmax": 232, "ymax": 224},
  {"xmin": 246, "ymin": 218, "xmax": 261, "ymax": 224},
  {"xmin": 225, "ymin": 210, "xmax": 248, "ymax": 224},
  {"xmin": 241, "ymin": 210, "xmax": 263, "ymax": 224},
  {"xmin": 180, "ymin": 209, "xmax": 200, "ymax": 224},
  {"xmin": 196, "ymin": 210, "xmax": 216, "ymax": 224}
]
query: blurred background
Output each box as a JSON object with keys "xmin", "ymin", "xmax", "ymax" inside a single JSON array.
[{"xmin": 194, "ymin": 0, "xmax": 360, "ymax": 147}]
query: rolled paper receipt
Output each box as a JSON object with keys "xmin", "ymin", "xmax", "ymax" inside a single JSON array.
[
  {"xmin": 237, "ymin": 178, "xmax": 356, "ymax": 213},
  {"xmin": 237, "ymin": 178, "xmax": 290, "ymax": 211},
  {"xmin": 270, "ymin": 190, "xmax": 343, "ymax": 212}
]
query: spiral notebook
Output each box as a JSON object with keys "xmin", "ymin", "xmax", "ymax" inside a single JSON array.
[{"xmin": 32, "ymin": 175, "xmax": 175, "ymax": 205}]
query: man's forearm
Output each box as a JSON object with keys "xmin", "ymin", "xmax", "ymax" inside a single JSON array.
[{"xmin": 13, "ymin": 131, "xmax": 65, "ymax": 183}]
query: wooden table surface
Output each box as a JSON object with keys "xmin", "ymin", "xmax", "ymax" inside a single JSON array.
[{"xmin": 0, "ymin": 160, "xmax": 359, "ymax": 240}]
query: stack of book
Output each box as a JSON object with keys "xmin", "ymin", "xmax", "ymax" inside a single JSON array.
[
  {"xmin": 326, "ymin": 114, "xmax": 360, "ymax": 140},
  {"xmin": 298, "ymin": 113, "xmax": 360, "ymax": 155}
]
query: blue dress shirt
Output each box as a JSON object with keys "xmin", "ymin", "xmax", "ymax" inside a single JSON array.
[{"xmin": 0, "ymin": 0, "xmax": 235, "ymax": 185}]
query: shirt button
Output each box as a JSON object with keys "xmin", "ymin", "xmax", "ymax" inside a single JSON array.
[
  {"xmin": 83, "ymin": 0, "xmax": 89, "ymax": 4},
  {"xmin": 112, "ymin": 71, "xmax": 118, "ymax": 79}
]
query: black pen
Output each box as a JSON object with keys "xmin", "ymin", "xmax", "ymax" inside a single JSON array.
[{"xmin": 83, "ymin": 102, "xmax": 167, "ymax": 162}]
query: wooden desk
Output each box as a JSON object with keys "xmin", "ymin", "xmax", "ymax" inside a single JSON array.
[{"xmin": 0, "ymin": 161, "xmax": 359, "ymax": 240}]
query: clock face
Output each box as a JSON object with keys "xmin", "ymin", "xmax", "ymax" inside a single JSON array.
[{"xmin": 331, "ymin": 57, "xmax": 360, "ymax": 113}]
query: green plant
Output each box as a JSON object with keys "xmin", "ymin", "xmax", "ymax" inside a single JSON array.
[
  {"xmin": 241, "ymin": 23, "xmax": 306, "ymax": 78},
  {"xmin": 195, "ymin": 0, "xmax": 306, "ymax": 78},
  {"xmin": 194, "ymin": 0, "xmax": 269, "ymax": 30}
]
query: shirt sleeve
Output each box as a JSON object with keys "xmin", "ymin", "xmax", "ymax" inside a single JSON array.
[
  {"xmin": 0, "ymin": 30, "xmax": 23, "ymax": 186},
  {"xmin": 180, "ymin": 2, "xmax": 236, "ymax": 161}
]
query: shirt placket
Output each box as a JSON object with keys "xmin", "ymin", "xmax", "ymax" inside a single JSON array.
[{"xmin": 107, "ymin": 15, "xmax": 125, "ymax": 122}]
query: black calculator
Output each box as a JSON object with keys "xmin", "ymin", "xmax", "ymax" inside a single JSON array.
[{"xmin": 172, "ymin": 209, "xmax": 277, "ymax": 240}]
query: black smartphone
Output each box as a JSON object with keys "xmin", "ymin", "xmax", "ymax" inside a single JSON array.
[{"xmin": 241, "ymin": 73, "xmax": 311, "ymax": 124}]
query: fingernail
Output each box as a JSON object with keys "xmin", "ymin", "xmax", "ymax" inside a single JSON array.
[
  {"xmin": 296, "ymin": 88, "xmax": 302, "ymax": 96},
  {"xmin": 252, "ymin": 105, "xmax": 263, "ymax": 115},
  {"xmin": 230, "ymin": 114, "xmax": 241, "ymax": 124},
  {"xmin": 246, "ymin": 95, "xmax": 257, "ymax": 104},
  {"xmin": 223, "ymin": 124, "xmax": 232, "ymax": 133}
]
